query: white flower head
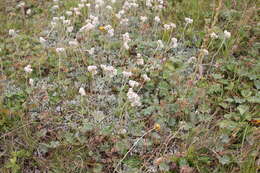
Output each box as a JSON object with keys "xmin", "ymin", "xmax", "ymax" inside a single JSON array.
[
  {"xmin": 123, "ymin": 42, "xmax": 129, "ymax": 50},
  {"xmin": 210, "ymin": 32, "xmax": 218, "ymax": 39},
  {"xmin": 154, "ymin": 16, "xmax": 161, "ymax": 23},
  {"xmin": 224, "ymin": 30, "xmax": 231, "ymax": 39},
  {"xmin": 87, "ymin": 65, "xmax": 98, "ymax": 75},
  {"xmin": 60, "ymin": 16, "xmax": 65, "ymax": 21},
  {"xmin": 79, "ymin": 87, "xmax": 86, "ymax": 96},
  {"xmin": 69, "ymin": 40, "xmax": 79, "ymax": 46},
  {"xmin": 185, "ymin": 17, "xmax": 193, "ymax": 24},
  {"xmin": 26, "ymin": 9, "xmax": 32, "ymax": 15},
  {"xmin": 107, "ymin": 28, "xmax": 114, "ymax": 37},
  {"xmin": 29, "ymin": 78, "xmax": 34, "ymax": 86},
  {"xmin": 122, "ymin": 32, "xmax": 130, "ymax": 42},
  {"xmin": 201, "ymin": 49, "xmax": 209, "ymax": 56},
  {"xmin": 120, "ymin": 18, "xmax": 129, "ymax": 26},
  {"xmin": 39, "ymin": 37, "xmax": 47, "ymax": 44},
  {"xmin": 122, "ymin": 71, "xmax": 133, "ymax": 78},
  {"xmin": 187, "ymin": 56, "xmax": 196, "ymax": 63},
  {"xmin": 157, "ymin": 40, "xmax": 164, "ymax": 49},
  {"xmin": 140, "ymin": 16, "xmax": 148, "ymax": 23},
  {"xmin": 146, "ymin": 0, "xmax": 152, "ymax": 7},
  {"xmin": 136, "ymin": 58, "xmax": 144, "ymax": 65},
  {"xmin": 78, "ymin": 3, "xmax": 85, "ymax": 9},
  {"xmin": 142, "ymin": 74, "xmax": 150, "ymax": 81},
  {"xmin": 87, "ymin": 47, "xmax": 95, "ymax": 55},
  {"xmin": 106, "ymin": 5, "xmax": 113, "ymax": 10},
  {"xmin": 129, "ymin": 80, "xmax": 139, "ymax": 88},
  {"xmin": 79, "ymin": 23, "xmax": 95, "ymax": 32},
  {"xmin": 51, "ymin": 5, "xmax": 59, "ymax": 10},
  {"xmin": 24, "ymin": 65, "xmax": 33, "ymax": 73},
  {"xmin": 17, "ymin": 1, "xmax": 25, "ymax": 8},
  {"xmin": 9, "ymin": 29, "xmax": 17, "ymax": 37},
  {"xmin": 67, "ymin": 26, "xmax": 74, "ymax": 33},
  {"xmin": 101, "ymin": 65, "xmax": 117, "ymax": 77},
  {"xmin": 127, "ymin": 88, "xmax": 141, "ymax": 107},
  {"xmin": 66, "ymin": 11, "xmax": 73, "ymax": 16},
  {"xmin": 56, "ymin": 47, "xmax": 65, "ymax": 53},
  {"xmin": 171, "ymin": 37, "xmax": 178, "ymax": 48}
]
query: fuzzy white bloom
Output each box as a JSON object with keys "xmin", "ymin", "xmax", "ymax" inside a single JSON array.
[
  {"xmin": 96, "ymin": 0, "xmax": 104, "ymax": 6},
  {"xmin": 63, "ymin": 19, "xmax": 71, "ymax": 25},
  {"xmin": 146, "ymin": 0, "xmax": 152, "ymax": 7},
  {"xmin": 87, "ymin": 65, "xmax": 98, "ymax": 74},
  {"xmin": 26, "ymin": 9, "xmax": 32, "ymax": 15},
  {"xmin": 120, "ymin": 18, "xmax": 129, "ymax": 26},
  {"xmin": 157, "ymin": 40, "xmax": 164, "ymax": 49},
  {"xmin": 52, "ymin": 17, "xmax": 59, "ymax": 21},
  {"xmin": 81, "ymin": 0, "xmax": 87, "ymax": 2},
  {"xmin": 106, "ymin": 5, "xmax": 113, "ymax": 10},
  {"xmin": 67, "ymin": 26, "xmax": 74, "ymax": 32},
  {"xmin": 170, "ymin": 23, "xmax": 177, "ymax": 28},
  {"xmin": 163, "ymin": 24, "xmax": 171, "ymax": 30},
  {"xmin": 53, "ymin": 0, "xmax": 59, "ymax": 2},
  {"xmin": 164, "ymin": 23, "xmax": 176, "ymax": 30},
  {"xmin": 201, "ymin": 49, "xmax": 209, "ymax": 56},
  {"xmin": 51, "ymin": 5, "xmax": 59, "ymax": 10},
  {"xmin": 111, "ymin": 0, "xmax": 116, "ymax": 3},
  {"xmin": 60, "ymin": 16, "xmax": 65, "ymax": 20},
  {"xmin": 101, "ymin": 65, "xmax": 117, "ymax": 77},
  {"xmin": 79, "ymin": 23, "xmax": 95, "ymax": 32},
  {"xmin": 24, "ymin": 65, "xmax": 33, "ymax": 73},
  {"xmin": 185, "ymin": 17, "xmax": 193, "ymax": 24},
  {"xmin": 123, "ymin": 42, "xmax": 129, "ymax": 50},
  {"xmin": 140, "ymin": 16, "xmax": 148, "ymax": 23},
  {"xmin": 73, "ymin": 7, "xmax": 79, "ymax": 12},
  {"xmin": 116, "ymin": 10, "xmax": 125, "ymax": 19},
  {"xmin": 87, "ymin": 47, "xmax": 95, "ymax": 55},
  {"xmin": 86, "ymin": 3, "xmax": 91, "ymax": 7},
  {"xmin": 187, "ymin": 56, "xmax": 196, "ymax": 63},
  {"xmin": 137, "ymin": 53, "xmax": 141, "ymax": 58},
  {"xmin": 17, "ymin": 1, "xmax": 25, "ymax": 8},
  {"xmin": 9, "ymin": 29, "xmax": 17, "ymax": 37},
  {"xmin": 89, "ymin": 15, "xmax": 99, "ymax": 26},
  {"xmin": 107, "ymin": 28, "xmax": 114, "ymax": 37},
  {"xmin": 210, "ymin": 32, "xmax": 218, "ymax": 39},
  {"xmin": 224, "ymin": 30, "xmax": 231, "ymax": 39},
  {"xmin": 127, "ymin": 88, "xmax": 141, "ymax": 107},
  {"xmin": 122, "ymin": 71, "xmax": 133, "ymax": 78},
  {"xmin": 51, "ymin": 21, "xmax": 57, "ymax": 26},
  {"xmin": 142, "ymin": 74, "xmax": 151, "ymax": 81},
  {"xmin": 171, "ymin": 37, "xmax": 178, "ymax": 48},
  {"xmin": 68, "ymin": 40, "xmax": 79, "ymax": 46},
  {"xmin": 39, "ymin": 37, "xmax": 46, "ymax": 44},
  {"xmin": 136, "ymin": 58, "xmax": 144, "ymax": 65},
  {"xmin": 104, "ymin": 25, "xmax": 112, "ymax": 30},
  {"xmin": 154, "ymin": 16, "xmax": 161, "ymax": 23},
  {"xmin": 56, "ymin": 47, "xmax": 65, "ymax": 53},
  {"xmin": 75, "ymin": 10, "xmax": 81, "ymax": 16},
  {"xmin": 78, "ymin": 3, "xmax": 85, "ymax": 9},
  {"xmin": 79, "ymin": 87, "xmax": 86, "ymax": 96},
  {"xmin": 29, "ymin": 78, "xmax": 34, "ymax": 86},
  {"xmin": 129, "ymin": 80, "xmax": 140, "ymax": 88},
  {"xmin": 122, "ymin": 32, "xmax": 131, "ymax": 42}
]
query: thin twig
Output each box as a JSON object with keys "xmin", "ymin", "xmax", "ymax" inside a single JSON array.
[{"xmin": 113, "ymin": 128, "xmax": 155, "ymax": 173}]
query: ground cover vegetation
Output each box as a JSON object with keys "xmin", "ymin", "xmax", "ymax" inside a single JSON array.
[{"xmin": 0, "ymin": 0, "xmax": 259, "ymax": 172}]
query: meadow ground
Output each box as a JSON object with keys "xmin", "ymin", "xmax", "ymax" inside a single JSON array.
[{"xmin": 0, "ymin": 0, "xmax": 259, "ymax": 172}]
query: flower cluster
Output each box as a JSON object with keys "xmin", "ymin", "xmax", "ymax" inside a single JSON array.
[
  {"xmin": 127, "ymin": 88, "xmax": 141, "ymax": 106},
  {"xmin": 122, "ymin": 32, "xmax": 131, "ymax": 50},
  {"xmin": 100, "ymin": 65, "xmax": 117, "ymax": 77}
]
